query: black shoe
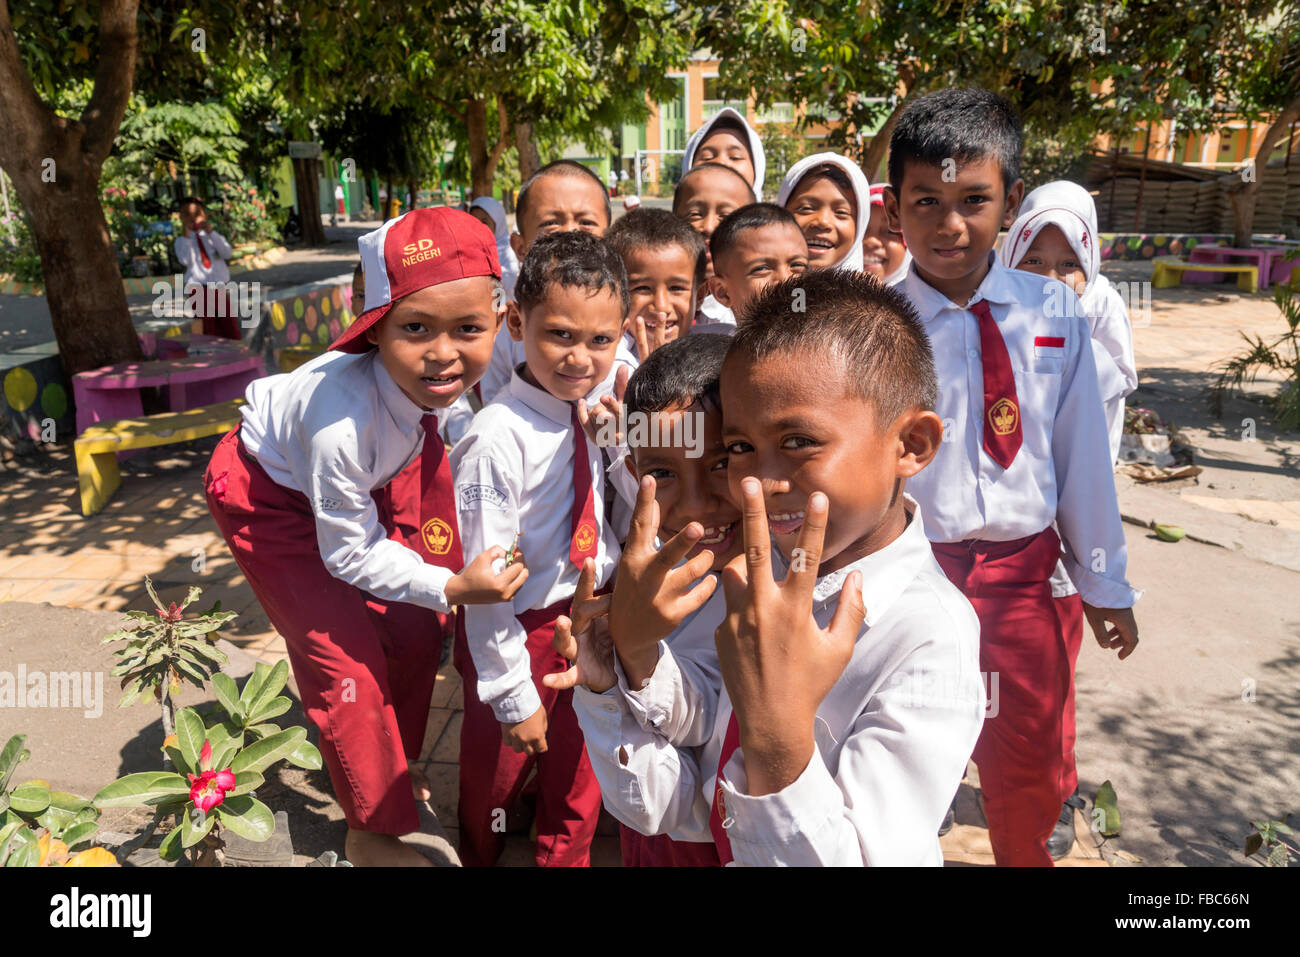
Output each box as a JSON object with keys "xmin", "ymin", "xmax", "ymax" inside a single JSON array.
[
  {"xmin": 1048, "ymin": 791, "xmax": 1086, "ymax": 860},
  {"xmin": 938, "ymin": 800, "xmax": 956, "ymax": 836}
]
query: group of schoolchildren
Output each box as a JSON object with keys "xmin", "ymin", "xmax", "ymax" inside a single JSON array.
[{"xmin": 203, "ymin": 87, "xmax": 1142, "ymax": 868}]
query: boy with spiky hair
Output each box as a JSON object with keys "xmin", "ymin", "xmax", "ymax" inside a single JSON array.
[
  {"xmin": 605, "ymin": 207, "xmax": 707, "ymax": 359},
  {"xmin": 708, "ymin": 202, "xmax": 809, "ymax": 324}
]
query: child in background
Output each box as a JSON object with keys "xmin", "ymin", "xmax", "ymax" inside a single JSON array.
[
  {"xmin": 175, "ymin": 196, "xmax": 239, "ymax": 340},
  {"xmin": 549, "ymin": 333, "xmax": 739, "ymax": 866},
  {"xmin": 883, "ymin": 87, "xmax": 1141, "ymax": 866},
  {"xmin": 708, "ymin": 203, "xmax": 809, "ymax": 324},
  {"xmin": 999, "ymin": 179, "xmax": 1138, "ymax": 857},
  {"xmin": 204, "ymin": 208, "xmax": 528, "ymax": 867},
  {"xmin": 481, "ymin": 160, "xmax": 613, "ymax": 403},
  {"xmin": 469, "ymin": 195, "xmax": 521, "ymax": 298},
  {"xmin": 681, "ymin": 107, "xmax": 767, "ymax": 197},
  {"xmin": 864, "ymin": 184, "xmax": 911, "ymax": 285},
  {"xmin": 776, "ymin": 153, "xmax": 871, "ymax": 272},
  {"xmin": 451, "ymin": 231, "xmax": 628, "ymax": 867},
  {"xmin": 562, "ymin": 271, "xmax": 984, "ymax": 865},
  {"xmin": 605, "ymin": 207, "xmax": 707, "ymax": 361},
  {"xmin": 672, "ymin": 163, "xmax": 757, "ymax": 332},
  {"xmin": 350, "ymin": 261, "xmax": 365, "ymax": 318}
]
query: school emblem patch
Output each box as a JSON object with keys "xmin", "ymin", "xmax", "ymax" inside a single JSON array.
[
  {"xmin": 989, "ymin": 397, "xmax": 1019, "ymax": 436},
  {"xmin": 421, "ymin": 517, "xmax": 454, "ymax": 555},
  {"xmin": 574, "ymin": 521, "xmax": 596, "ymax": 553}
]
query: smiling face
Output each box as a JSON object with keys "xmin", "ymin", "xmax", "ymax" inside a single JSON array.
[
  {"xmin": 507, "ymin": 283, "xmax": 623, "ymax": 402},
  {"xmin": 675, "ymin": 166, "xmax": 756, "ymax": 275},
  {"xmin": 720, "ymin": 348, "xmax": 913, "ymax": 574},
  {"xmin": 623, "ymin": 243, "xmax": 699, "ymax": 343},
  {"xmin": 885, "ymin": 156, "xmax": 1023, "ymax": 306},
  {"xmin": 785, "ymin": 173, "xmax": 857, "ymax": 270},
  {"xmin": 365, "ymin": 276, "xmax": 503, "ymax": 409},
  {"xmin": 627, "ymin": 400, "xmax": 741, "ymax": 572},
  {"xmin": 1013, "ymin": 223, "xmax": 1087, "ymax": 296},
  {"xmin": 512, "ymin": 173, "xmax": 610, "ymax": 259},
  {"xmin": 693, "ymin": 128, "xmax": 756, "ymax": 186},
  {"xmin": 862, "ymin": 204, "xmax": 908, "ymax": 279},
  {"xmin": 712, "ymin": 222, "xmax": 809, "ymax": 321}
]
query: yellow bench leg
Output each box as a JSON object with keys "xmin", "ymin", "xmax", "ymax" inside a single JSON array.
[
  {"xmin": 77, "ymin": 447, "xmax": 122, "ymax": 516},
  {"xmin": 1235, "ymin": 266, "xmax": 1258, "ymax": 294},
  {"xmin": 1151, "ymin": 263, "xmax": 1178, "ymax": 289}
]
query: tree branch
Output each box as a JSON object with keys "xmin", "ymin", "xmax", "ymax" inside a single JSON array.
[
  {"xmin": 81, "ymin": 0, "xmax": 141, "ymax": 165},
  {"xmin": 0, "ymin": 0, "xmax": 56, "ymax": 170},
  {"xmin": 488, "ymin": 97, "xmax": 510, "ymax": 170}
]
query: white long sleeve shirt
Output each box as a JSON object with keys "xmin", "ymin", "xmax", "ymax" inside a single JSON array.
[
  {"xmin": 900, "ymin": 256, "xmax": 1140, "ymax": 609},
  {"xmin": 451, "ymin": 370, "xmax": 621, "ymax": 723},
  {"xmin": 238, "ymin": 350, "xmax": 454, "ymax": 612},
  {"xmin": 574, "ymin": 499, "xmax": 985, "ymax": 865},
  {"xmin": 174, "ymin": 229, "xmax": 233, "ymax": 285}
]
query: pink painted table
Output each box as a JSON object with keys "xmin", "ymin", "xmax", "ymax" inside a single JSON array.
[
  {"xmin": 73, "ymin": 352, "xmax": 264, "ymax": 436},
  {"xmin": 1186, "ymin": 245, "xmax": 1288, "ymax": 290},
  {"xmin": 154, "ymin": 333, "xmax": 247, "ymax": 360}
]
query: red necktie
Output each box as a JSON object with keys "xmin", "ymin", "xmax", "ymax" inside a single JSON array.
[
  {"xmin": 196, "ymin": 233, "xmax": 212, "ymax": 269},
  {"xmin": 371, "ymin": 415, "xmax": 464, "ymax": 570},
  {"xmin": 971, "ymin": 299, "xmax": 1021, "ymax": 469},
  {"xmin": 708, "ymin": 711, "xmax": 742, "ymax": 865},
  {"xmin": 569, "ymin": 406, "xmax": 598, "ymax": 569}
]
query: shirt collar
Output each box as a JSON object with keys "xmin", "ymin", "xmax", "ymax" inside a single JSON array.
[
  {"xmin": 904, "ymin": 251, "xmax": 1015, "ymax": 319},
  {"xmin": 508, "ymin": 367, "xmax": 574, "ymax": 426},
  {"xmin": 369, "ymin": 352, "xmax": 448, "ymax": 433}
]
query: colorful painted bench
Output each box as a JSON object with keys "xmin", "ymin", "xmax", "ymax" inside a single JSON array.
[
  {"xmin": 1151, "ymin": 257, "xmax": 1259, "ymax": 294},
  {"xmin": 75, "ymin": 398, "xmax": 245, "ymax": 516}
]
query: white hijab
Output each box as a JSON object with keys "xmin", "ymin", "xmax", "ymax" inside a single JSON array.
[
  {"xmin": 470, "ymin": 195, "xmax": 519, "ymax": 296},
  {"xmin": 682, "ymin": 108, "xmax": 767, "ymax": 198},
  {"xmin": 776, "ymin": 152, "xmax": 872, "ymax": 272},
  {"xmin": 999, "ymin": 181, "xmax": 1101, "ymax": 292}
]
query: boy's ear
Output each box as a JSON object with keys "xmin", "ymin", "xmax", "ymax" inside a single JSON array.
[
  {"xmin": 509, "ymin": 231, "xmax": 526, "ymax": 261},
  {"xmin": 624, "ymin": 452, "xmax": 638, "ymax": 481},
  {"xmin": 505, "ymin": 300, "xmax": 525, "ymax": 342},
  {"xmin": 365, "ymin": 320, "xmax": 384, "ymax": 346},
  {"xmin": 710, "ymin": 273, "xmax": 732, "ymax": 309},
  {"xmin": 882, "ymin": 186, "xmax": 903, "ymax": 235},
  {"xmin": 895, "ymin": 408, "xmax": 944, "ymax": 478},
  {"xmin": 1002, "ymin": 178, "xmax": 1026, "ymax": 228}
]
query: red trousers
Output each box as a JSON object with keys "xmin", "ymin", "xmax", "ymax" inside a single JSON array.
[
  {"xmin": 454, "ymin": 601, "xmax": 602, "ymax": 867},
  {"xmin": 619, "ymin": 825, "xmax": 720, "ymax": 867},
  {"xmin": 1054, "ymin": 592, "xmax": 1084, "ymax": 800},
  {"xmin": 204, "ymin": 428, "xmax": 445, "ymax": 835},
  {"xmin": 195, "ymin": 286, "xmax": 242, "ymax": 341},
  {"xmin": 932, "ymin": 529, "xmax": 1071, "ymax": 867}
]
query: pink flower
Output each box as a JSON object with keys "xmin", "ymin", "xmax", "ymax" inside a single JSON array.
[
  {"xmin": 158, "ymin": 602, "xmax": 183, "ymax": 622},
  {"xmin": 187, "ymin": 768, "xmax": 237, "ymax": 813}
]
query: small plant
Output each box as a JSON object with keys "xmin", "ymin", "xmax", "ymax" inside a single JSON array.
[
  {"xmin": 1245, "ymin": 815, "xmax": 1296, "ymax": 867},
  {"xmin": 1210, "ymin": 254, "xmax": 1300, "ymax": 430},
  {"xmin": 0, "ymin": 734, "xmax": 112, "ymax": 868}
]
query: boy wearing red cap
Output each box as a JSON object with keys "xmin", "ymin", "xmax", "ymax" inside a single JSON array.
[{"xmin": 204, "ymin": 208, "xmax": 529, "ymax": 867}]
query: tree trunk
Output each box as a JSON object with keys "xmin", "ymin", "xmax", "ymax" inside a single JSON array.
[
  {"xmin": 515, "ymin": 121, "xmax": 541, "ymax": 181},
  {"xmin": 291, "ymin": 155, "xmax": 326, "ymax": 245},
  {"xmin": 407, "ymin": 178, "xmax": 418, "ymax": 211},
  {"xmin": 860, "ymin": 98, "xmax": 907, "ymax": 184},
  {"xmin": 1232, "ymin": 93, "xmax": 1300, "ymax": 248},
  {"xmin": 384, "ymin": 176, "xmax": 394, "ymax": 218},
  {"xmin": 466, "ymin": 97, "xmax": 512, "ymax": 196}
]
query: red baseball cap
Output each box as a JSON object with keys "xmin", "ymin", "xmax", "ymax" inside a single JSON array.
[{"xmin": 330, "ymin": 206, "xmax": 501, "ymax": 353}]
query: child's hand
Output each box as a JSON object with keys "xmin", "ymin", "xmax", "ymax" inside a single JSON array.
[
  {"xmin": 610, "ymin": 475, "xmax": 718, "ymax": 688},
  {"xmin": 1082, "ymin": 603, "xmax": 1139, "ymax": 660},
  {"xmin": 576, "ymin": 364, "xmax": 629, "ymax": 448},
  {"xmin": 714, "ymin": 478, "xmax": 864, "ymax": 797},
  {"xmin": 445, "ymin": 545, "xmax": 528, "ymax": 605},
  {"xmin": 544, "ymin": 558, "xmax": 616, "ymax": 693},
  {"xmin": 633, "ymin": 314, "xmax": 672, "ymax": 360},
  {"xmin": 502, "ymin": 705, "xmax": 548, "ymax": 755}
]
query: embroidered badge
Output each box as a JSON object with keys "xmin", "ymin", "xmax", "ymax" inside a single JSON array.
[
  {"xmin": 421, "ymin": 518, "xmax": 454, "ymax": 555},
  {"xmin": 574, "ymin": 521, "xmax": 596, "ymax": 553},
  {"xmin": 989, "ymin": 397, "xmax": 1019, "ymax": 436},
  {"xmin": 458, "ymin": 484, "xmax": 508, "ymax": 510}
]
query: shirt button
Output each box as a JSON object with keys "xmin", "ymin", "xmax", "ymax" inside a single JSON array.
[
  {"xmin": 604, "ymin": 702, "xmax": 619, "ymax": 714},
  {"xmin": 968, "ymin": 349, "xmax": 979, "ymax": 358}
]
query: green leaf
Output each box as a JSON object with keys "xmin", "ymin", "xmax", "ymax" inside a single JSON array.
[
  {"xmin": 158, "ymin": 822, "xmax": 185, "ymax": 862},
  {"xmin": 1093, "ymin": 780, "xmax": 1122, "ymax": 838},
  {"xmin": 0, "ymin": 735, "xmax": 28, "ymax": 792},
  {"xmin": 8, "ymin": 837, "xmax": 39, "ymax": 867},
  {"xmin": 180, "ymin": 807, "xmax": 216, "ymax": 848},
  {"xmin": 1267, "ymin": 843, "xmax": 1290, "ymax": 867},
  {"xmin": 60, "ymin": 821, "xmax": 99, "ymax": 850},
  {"xmin": 231, "ymin": 727, "xmax": 307, "ymax": 775},
  {"xmin": 245, "ymin": 723, "xmax": 282, "ymax": 741},
  {"xmin": 237, "ymin": 662, "xmax": 271, "ymax": 712},
  {"xmin": 0, "ymin": 793, "xmax": 7, "ymax": 815},
  {"xmin": 118, "ymin": 676, "xmax": 148, "ymax": 709},
  {"xmin": 286, "ymin": 738, "xmax": 323, "ymax": 771},
  {"xmin": 144, "ymin": 577, "xmax": 164, "ymax": 613},
  {"xmin": 1245, "ymin": 832, "xmax": 1264, "ymax": 857},
  {"xmin": 94, "ymin": 772, "xmax": 190, "ymax": 809},
  {"xmin": 174, "ymin": 707, "xmax": 204, "ymax": 769},
  {"xmin": 1274, "ymin": 821, "xmax": 1295, "ymax": 836},
  {"xmin": 251, "ymin": 695, "xmax": 292, "ymax": 724},
  {"xmin": 36, "ymin": 804, "xmax": 75, "ymax": 834},
  {"xmin": 164, "ymin": 746, "xmax": 192, "ymax": 776},
  {"xmin": 10, "ymin": 783, "xmax": 51, "ymax": 815},
  {"xmin": 213, "ymin": 795, "xmax": 274, "ymax": 842},
  {"xmin": 211, "ymin": 672, "xmax": 242, "ymax": 723},
  {"xmin": 226, "ymin": 771, "xmax": 264, "ymax": 797},
  {"xmin": 244, "ymin": 659, "xmax": 289, "ymax": 718},
  {"xmin": 48, "ymin": 790, "xmax": 92, "ymax": 813}
]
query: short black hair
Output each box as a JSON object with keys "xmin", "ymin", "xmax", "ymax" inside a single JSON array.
[
  {"xmin": 887, "ymin": 87, "xmax": 1023, "ymax": 195},
  {"xmin": 176, "ymin": 196, "xmax": 206, "ymax": 212},
  {"xmin": 710, "ymin": 202, "xmax": 801, "ymax": 266},
  {"xmin": 606, "ymin": 207, "xmax": 707, "ymax": 291},
  {"xmin": 728, "ymin": 270, "xmax": 936, "ymax": 426},
  {"xmin": 514, "ymin": 230, "xmax": 629, "ymax": 316},
  {"xmin": 625, "ymin": 333, "xmax": 731, "ymax": 421},
  {"xmin": 672, "ymin": 162, "xmax": 756, "ymax": 214},
  {"xmin": 515, "ymin": 160, "xmax": 611, "ymax": 229}
]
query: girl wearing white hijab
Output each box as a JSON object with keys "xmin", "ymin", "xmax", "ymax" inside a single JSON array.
[
  {"xmin": 776, "ymin": 152, "xmax": 871, "ymax": 272},
  {"xmin": 469, "ymin": 195, "xmax": 520, "ymax": 297},
  {"xmin": 682, "ymin": 107, "xmax": 767, "ymax": 197},
  {"xmin": 1000, "ymin": 181, "xmax": 1137, "ymax": 462}
]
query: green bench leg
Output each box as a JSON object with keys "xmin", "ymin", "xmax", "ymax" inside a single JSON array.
[{"xmin": 77, "ymin": 447, "xmax": 122, "ymax": 516}]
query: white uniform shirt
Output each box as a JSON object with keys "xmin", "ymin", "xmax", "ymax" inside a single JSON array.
[
  {"xmin": 882, "ymin": 250, "xmax": 912, "ymax": 288},
  {"xmin": 574, "ymin": 499, "xmax": 985, "ymax": 865},
  {"xmin": 238, "ymin": 350, "xmax": 453, "ymax": 612},
  {"xmin": 174, "ymin": 229, "xmax": 233, "ymax": 286},
  {"xmin": 900, "ymin": 256, "xmax": 1140, "ymax": 609},
  {"xmin": 452, "ymin": 370, "xmax": 621, "ymax": 723},
  {"xmin": 693, "ymin": 293, "xmax": 736, "ymax": 335}
]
